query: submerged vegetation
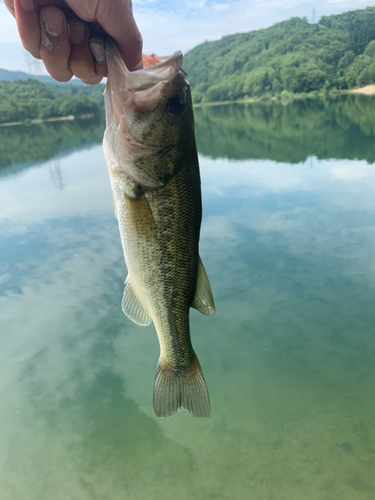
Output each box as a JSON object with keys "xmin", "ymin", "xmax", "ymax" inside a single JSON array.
[
  {"xmin": 0, "ymin": 79, "xmax": 104, "ymax": 124},
  {"xmin": 184, "ymin": 6, "xmax": 375, "ymax": 103}
]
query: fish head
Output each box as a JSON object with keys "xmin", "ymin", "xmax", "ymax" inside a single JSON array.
[{"xmin": 104, "ymin": 39, "xmax": 196, "ymax": 189}]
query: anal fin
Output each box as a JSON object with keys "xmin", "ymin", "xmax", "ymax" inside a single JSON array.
[
  {"xmin": 191, "ymin": 257, "xmax": 215, "ymax": 316},
  {"xmin": 122, "ymin": 275, "xmax": 152, "ymax": 326}
]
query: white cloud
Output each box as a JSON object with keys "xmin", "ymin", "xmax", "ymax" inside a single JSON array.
[
  {"xmin": 331, "ymin": 164, "xmax": 375, "ymax": 180},
  {"xmin": 186, "ymin": 0, "xmax": 208, "ymax": 9},
  {"xmin": 212, "ymin": 3, "xmax": 230, "ymax": 11}
]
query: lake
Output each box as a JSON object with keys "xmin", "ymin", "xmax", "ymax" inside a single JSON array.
[{"xmin": 1, "ymin": 96, "xmax": 375, "ymax": 500}]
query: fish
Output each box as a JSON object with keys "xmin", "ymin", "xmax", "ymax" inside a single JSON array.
[{"xmin": 103, "ymin": 39, "xmax": 215, "ymax": 418}]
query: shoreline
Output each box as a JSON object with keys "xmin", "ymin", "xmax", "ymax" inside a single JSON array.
[
  {"xmin": 193, "ymin": 91, "xmax": 343, "ymax": 108},
  {"xmin": 2, "ymin": 84, "xmax": 374, "ymax": 122},
  {"xmin": 193, "ymin": 87, "xmax": 375, "ymax": 108},
  {"xmin": 0, "ymin": 113, "xmax": 96, "ymax": 128},
  {"xmin": 351, "ymin": 84, "xmax": 375, "ymax": 95}
]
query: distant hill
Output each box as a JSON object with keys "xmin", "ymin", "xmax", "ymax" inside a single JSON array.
[
  {"xmin": 183, "ymin": 6, "xmax": 375, "ymax": 103},
  {"xmin": 0, "ymin": 67, "xmax": 84, "ymax": 86},
  {"xmin": 0, "ymin": 79, "xmax": 104, "ymax": 125}
]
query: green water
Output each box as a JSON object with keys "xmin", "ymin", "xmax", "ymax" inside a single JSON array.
[{"xmin": 1, "ymin": 97, "xmax": 375, "ymax": 499}]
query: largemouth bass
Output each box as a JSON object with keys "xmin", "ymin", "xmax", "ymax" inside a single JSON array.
[{"xmin": 103, "ymin": 40, "xmax": 215, "ymax": 418}]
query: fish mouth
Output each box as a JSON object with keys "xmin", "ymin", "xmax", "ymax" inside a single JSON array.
[
  {"xmin": 104, "ymin": 39, "xmax": 184, "ymax": 126},
  {"xmin": 106, "ymin": 38, "xmax": 183, "ymax": 91}
]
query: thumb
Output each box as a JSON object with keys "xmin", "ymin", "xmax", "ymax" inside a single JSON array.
[
  {"xmin": 95, "ymin": 0, "xmax": 143, "ymax": 70},
  {"xmin": 64, "ymin": 0, "xmax": 143, "ymax": 70}
]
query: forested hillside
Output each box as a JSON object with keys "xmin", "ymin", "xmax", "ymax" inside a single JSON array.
[
  {"xmin": 0, "ymin": 79, "xmax": 104, "ymax": 124},
  {"xmin": 183, "ymin": 6, "xmax": 375, "ymax": 103}
]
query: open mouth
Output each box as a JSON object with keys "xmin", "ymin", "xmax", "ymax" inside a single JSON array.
[
  {"xmin": 105, "ymin": 39, "xmax": 183, "ymax": 92},
  {"xmin": 104, "ymin": 39, "xmax": 184, "ymax": 126},
  {"xmin": 103, "ymin": 39, "xmax": 192, "ymax": 189}
]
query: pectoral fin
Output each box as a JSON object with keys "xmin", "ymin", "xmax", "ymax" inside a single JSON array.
[
  {"xmin": 191, "ymin": 257, "xmax": 215, "ymax": 316},
  {"xmin": 122, "ymin": 275, "xmax": 152, "ymax": 326}
]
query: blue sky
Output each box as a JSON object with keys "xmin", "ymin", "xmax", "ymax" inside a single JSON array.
[{"xmin": 0, "ymin": 0, "xmax": 374, "ymax": 74}]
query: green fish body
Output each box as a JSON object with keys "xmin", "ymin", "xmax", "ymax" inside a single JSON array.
[{"xmin": 103, "ymin": 40, "xmax": 215, "ymax": 418}]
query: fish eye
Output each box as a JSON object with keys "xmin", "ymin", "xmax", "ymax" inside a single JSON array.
[{"xmin": 166, "ymin": 95, "xmax": 185, "ymax": 116}]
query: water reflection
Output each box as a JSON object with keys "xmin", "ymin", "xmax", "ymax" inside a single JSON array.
[
  {"xmin": 1, "ymin": 101, "xmax": 375, "ymax": 499},
  {"xmin": 0, "ymin": 117, "xmax": 104, "ymax": 173},
  {"xmin": 48, "ymin": 160, "xmax": 64, "ymax": 190},
  {"xmin": 195, "ymin": 95, "xmax": 375, "ymax": 163}
]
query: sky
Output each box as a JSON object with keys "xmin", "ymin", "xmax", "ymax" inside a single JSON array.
[{"xmin": 0, "ymin": 0, "xmax": 375, "ymax": 74}]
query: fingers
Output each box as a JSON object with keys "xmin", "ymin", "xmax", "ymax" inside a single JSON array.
[
  {"xmin": 117, "ymin": 29, "xmax": 143, "ymax": 71},
  {"xmin": 63, "ymin": 0, "xmax": 143, "ymax": 69},
  {"xmin": 68, "ymin": 23, "xmax": 104, "ymax": 84},
  {"xmin": 14, "ymin": 0, "xmax": 42, "ymax": 59},
  {"xmin": 14, "ymin": 0, "xmax": 104, "ymax": 84},
  {"xmin": 87, "ymin": 0, "xmax": 143, "ymax": 70},
  {"xmin": 39, "ymin": 6, "xmax": 73, "ymax": 82},
  {"xmin": 10, "ymin": 0, "xmax": 142, "ymax": 82}
]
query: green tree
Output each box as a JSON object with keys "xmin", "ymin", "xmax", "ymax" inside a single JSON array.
[
  {"xmin": 184, "ymin": 6, "xmax": 375, "ymax": 102},
  {"xmin": 345, "ymin": 54, "xmax": 372, "ymax": 87},
  {"xmin": 337, "ymin": 51, "xmax": 355, "ymax": 73},
  {"xmin": 357, "ymin": 62, "xmax": 375, "ymax": 86},
  {"xmin": 364, "ymin": 39, "xmax": 375, "ymax": 57},
  {"xmin": 0, "ymin": 80, "xmax": 103, "ymax": 124}
]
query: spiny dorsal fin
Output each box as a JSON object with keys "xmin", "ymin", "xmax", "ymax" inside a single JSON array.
[
  {"xmin": 191, "ymin": 257, "xmax": 215, "ymax": 316},
  {"xmin": 121, "ymin": 275, "xmax": 152, "ymax": 326}
]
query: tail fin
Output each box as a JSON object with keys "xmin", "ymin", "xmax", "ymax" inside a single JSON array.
[{"xmin": 153, "ymin": 354, "xmax": 210, "ymax": 418}]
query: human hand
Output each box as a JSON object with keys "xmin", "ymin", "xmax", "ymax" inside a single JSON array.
[{"xmin": 4, "ymin": 0, "xmax": 143, "ymax": 84}]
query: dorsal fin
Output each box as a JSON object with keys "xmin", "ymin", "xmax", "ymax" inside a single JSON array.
[
  {"xmin": 191, "ymin": 257, "xmax": 215, "ymax": 316},
  {"xmin": 122, "ymin": 275, "xmax": 152, "ymax": 326}
]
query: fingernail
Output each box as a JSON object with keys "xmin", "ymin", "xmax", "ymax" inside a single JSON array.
[
  {"xmin": 68, "ymin": 21, "xmax": 86, "ymax": 44},
  {"xmin": 90, "ymin": 39, "xmax": 106, "ymax": 64},
  {"xmin": 20, "ymin": 0, "xmax": 34, "ymax": 12},
  {"xmin": 42, "ymin": 10, "xmax": 64, "ymax": 37}
]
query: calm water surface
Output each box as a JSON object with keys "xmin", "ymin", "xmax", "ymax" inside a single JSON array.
[{"xmin": 1, "ymin": 98, "xmax": 375, "ymax": 499}]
